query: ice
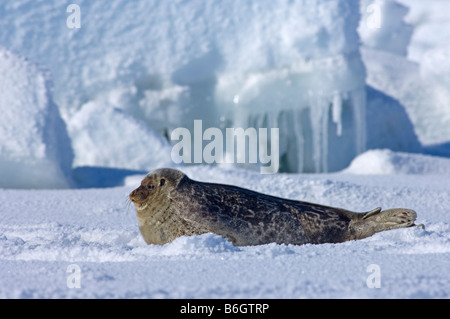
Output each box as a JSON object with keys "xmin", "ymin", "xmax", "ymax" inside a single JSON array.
[
  {"xmin": 359, "ymin": 0, "xmax": 413, "ymax": 56},
  {"xmin": 0, "ymin": 0, "xmax": 427, "ymax": 174},
  {"xmin": 210, "ymin": 0, "xmax": 371, "ymax": 173},
  {"xmin": 362, "ymin": 47, "xmax": 450, "ymax": 146},
  {"xmin": 365, "ymin": 86, "xmax": 421, "ymax": 153},
  {"xmin": 343, "ymin": 149, "xmax": 450, "ymax": 175},
  {"xmin": 67, "ymin": 99, "xmax": 173, "ymax": 170},
  {"xmin": 396, "ymin": 0, "xmax": 450, "ymax": 62},
  {"xmin": 422, "ymin": 44, "xmax": 450, "ymax": 89},
  {"xmin": 0, "ymin": 48, "xmax": 73, "ymax": 189},
  {"xmin": 332, "ymin": 92, "xmax": 343, "ymax": 136},
  {"xmin": 215, "ymin": 55, "xmax": 369, "ymax": 172},
  {"xmin": 361, "ymin": 0, "xmax": 450, "ymax": 145},
  {"xmin": 0, "ymin": 0, "xmax": 376, "ymax": 173}
]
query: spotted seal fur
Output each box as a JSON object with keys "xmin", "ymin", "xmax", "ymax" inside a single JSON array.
[{"xmin": 129, "ymin": 168, "xmax": 419, "ymax": 246}]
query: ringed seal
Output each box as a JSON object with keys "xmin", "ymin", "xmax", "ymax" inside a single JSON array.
[{"xmin": 129, "ymin": 168, "xmax": 420, "ymax": 246}]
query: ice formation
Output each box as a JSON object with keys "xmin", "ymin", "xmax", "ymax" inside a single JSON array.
[
  {"xmin": 396, "ymin": 0, "xmax": 450, "ymax": 62},
  {"xmin": 213, "ymin": 0, "xmax": 368, "ymax": 173},
  {"xmin": 359, "ymin": 0, "xmax": 413, "ymax": 56},
  {"xmin": 361, "ymin": 0, "xmax": 450, "ymax": 145},
  {"xmin": 67, "ymin": 99, "xmax": 173, "ymax": 170},
  {"xmin": 0, "ymin": 48, "xmax": 73, "ymax": 188},
  {"xmin": 0, "ymin": 0, "xmax": 426, "ymax": 179},
  {"xmin": 365, "ymin": 86, "xmax": 421, "ymax": 153}
]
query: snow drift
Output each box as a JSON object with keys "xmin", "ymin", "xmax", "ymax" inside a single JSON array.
[
  {"xmin": 344, "ymin": 149, "xmax": 450, "ymax": 175},
  {"xmin": 0, "ymin": 48, "xmax": 73, "ymax": 189}
]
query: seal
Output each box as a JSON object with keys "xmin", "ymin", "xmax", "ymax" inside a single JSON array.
[{"xmin": 129, "ymin": 168, "xmax": 420, "ymax": 246}]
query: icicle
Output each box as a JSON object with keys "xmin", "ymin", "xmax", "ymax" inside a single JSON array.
[
  {"xmin": 321, "ymin": 96, "xmax": 329, "ymax": 173},
  {"xmin": 309, "ymin": 91, "xmax": 329, "ymax": 173},
  {"xmin": 233, "ymin": 105, "xmax": 248, "ymax": 130},
  {"xmin": 267, "ymin": 111, "xmax": 277, "ymax": 133},
  {"xmin": 258, "ymin": 112, "xmax": 269, "ymax": 171},
  {"xmin": 293, "ymin": 109, "xmax": 304, "ymax": 173},
  {"xmin": 351, "ymin": 88, "xmax": 367, "ymax": 155},
  {"xmin": 332, "ymin": 91, "xmax": 343, "ymax": 136}
]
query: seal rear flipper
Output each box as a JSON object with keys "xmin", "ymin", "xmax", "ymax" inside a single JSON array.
[{"xmin": 374, "ymin": 208, "xmax": 416, "ymax": 225}]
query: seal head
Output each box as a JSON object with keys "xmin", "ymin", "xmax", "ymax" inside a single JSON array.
[{"xmin": 129, "ymin": 168, "xmax": 208, "ymax": 245}]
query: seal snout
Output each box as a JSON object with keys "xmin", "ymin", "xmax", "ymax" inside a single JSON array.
[{"xmin": 129, "ymin": 185, "xmax": 151, "ymax": 203}]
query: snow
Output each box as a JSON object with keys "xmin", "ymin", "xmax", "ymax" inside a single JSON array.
[
  {"xmin": 343, "ymin": 149, "xmax": 450, "ymax": 175},
  {"xmin": 1, "ymin": 0, "xmax": 450, "ymax": 299},
  {"xmin": 1, "ymin": 164, "xmax": 450, "ymax": 298}
]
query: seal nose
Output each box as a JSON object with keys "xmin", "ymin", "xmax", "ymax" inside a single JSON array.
[{"xmin": 129, "ymin": 185, "xmax": 149, "ymax": 203}]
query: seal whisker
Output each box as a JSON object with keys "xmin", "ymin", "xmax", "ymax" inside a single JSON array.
[{"xmin": 124, "ymin": 195, "xmax": 133, "ymax": 213}]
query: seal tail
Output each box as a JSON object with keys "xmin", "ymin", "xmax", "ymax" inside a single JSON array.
[
  {"xmin": 361, "ymin": 207, "xmax": 423, "ymax": 228},
  {"xmin": 364, "ymin": 208, "xmax": 419, "ymax": 232}
]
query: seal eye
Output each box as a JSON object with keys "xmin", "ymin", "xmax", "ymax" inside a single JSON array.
[
  {"xmin": 146, "ymin": 184, "xmax": 155, "ymax": 190},
  {"xmin": 160, "ymin": 179, "xmax": 165, "ymax": 186}
]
